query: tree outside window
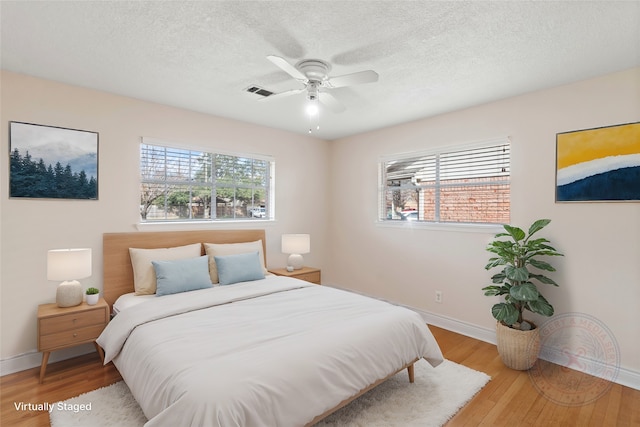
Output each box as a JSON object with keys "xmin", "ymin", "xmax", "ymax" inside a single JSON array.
[{"xmin": 140, "ymin": 142, "xmax": 273, "ymax": 222}]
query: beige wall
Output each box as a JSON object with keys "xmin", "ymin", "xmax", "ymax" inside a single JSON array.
[
  {"xmin": 0, "ymin": 70, "xmax": 330, "ymax": 362},
  {"xmin": 326, "ymin": 68, "xmax": 640, "ymax": 375},
  {"xmin": 2, "ymin": 68, "xmax": 639, "ymax": 383}
]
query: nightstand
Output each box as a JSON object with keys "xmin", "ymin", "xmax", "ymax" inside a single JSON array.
[
  {"xmin": 269, "ymin": 267, "xmax": 321, "ymax": 284},
  {"xmin": 37, "ymin": 298, "xmax": 109, "ymax": 383}
]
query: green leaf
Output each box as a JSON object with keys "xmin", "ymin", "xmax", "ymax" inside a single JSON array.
[
  {"xmin": 524, "ymin": 249, "xmax": 562, "ymax": 260},
  {"xmin": 485, "ymin": 258, "xmax": 506, "ymax": 270},
  {"xmin": 540, "ymin": 246, "xmax": 563, "ymax": 256},
  {"xmin": 487, "ymin": 240, "xmax": 516, "ymax": 251},
  {"xmin": 528, "ymin": 219, "xmax": 551, "ymax": 237},
  {"xmin": 510, "ymin": 283, "xmax": 539, "ymax": 301},
  {"xmin": 504, "ymin": 265, "xmax": 529, "ymax": 282},
  {"xmin": 529, "ymin": 273, "xmax": 559, "ymax": 286},
  {"xmin": 503, "ymin": 225, "xmax": 525, "ymax": 242},
  {"xmin": 491, "ymin": 271, "xmax": 506, "ymax": 284},
  {"xmin": 530, "ymin": 246, "xmax": 563, "ymax": 257},
  {"xmin": 527, "ymin": 294, "xmax": 554, "ymax": 317},
  {"xmin": 492, "ymin": 303, "xmax": 519, "ymax": 325},
  {"xmin": 527, "ymin": 237, "xmax": 550, "ymax": 246},
  {"xmin": 482, "ymin": 285, "xmax": 509, "ymax": 296},
  {"xmin": 528, "ymin": 258, "xmax": 556, "ymax": 271}
]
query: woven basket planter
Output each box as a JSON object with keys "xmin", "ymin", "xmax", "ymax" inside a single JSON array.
[{"xmin": 496, "ymin": 321, "xmax": 541, "ymax": 370}]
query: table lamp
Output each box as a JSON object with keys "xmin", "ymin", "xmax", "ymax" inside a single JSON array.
[
  {"xmin": 281, "ymin": 234, "xmax": 310, "ymax": 270},
  {"xmin": 47, "ymin": 248, "xmax": 92, "ymax": 307}
]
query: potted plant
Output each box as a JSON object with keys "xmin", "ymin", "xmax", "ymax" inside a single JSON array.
[
  {"xmin": 482, "ymin": 219, "xmax": 563, "ymax": 370},
  {"xmin": 85, "ymin": 287, "xmax": 100, "ymax": 305}
]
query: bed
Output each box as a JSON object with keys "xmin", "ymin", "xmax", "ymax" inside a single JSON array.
[{"xmin": 97, "ymin": 229, "xmax": 444, "ymax": 426}]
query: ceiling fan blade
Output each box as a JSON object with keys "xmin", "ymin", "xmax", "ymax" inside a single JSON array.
[
  {"xmin": 319, "ymin": 92, "xmax": 346, "ymax": 113},
  {"xmin": 267, "ymin": 55, "xmax": 307, "ymax": 81},
  {"xmin": 327, "ymin": 70, "xmax": 379, "ymax": 88},
  {"xmin": 259, "ymin": 87, "xmax": 305, "ymax": 101}
]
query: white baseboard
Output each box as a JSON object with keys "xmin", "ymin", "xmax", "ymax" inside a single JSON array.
[
  {"xmin": 413, "ymin": 308, "xmax": 497, "ymax": 345},
  {"xmin": 538, "ymin": 346, "xmax": 640, "ymax": 391},
  {"xmin": 615, "ymin": 367, "xmax": 640, "ymax": 391},
  {"xmin": 0, "ymin": 343, "xmax": 94, "ymax": 377}
]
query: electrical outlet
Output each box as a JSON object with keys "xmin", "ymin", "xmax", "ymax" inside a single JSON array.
[{"xmin": 435, "ymin": 290, "xmax": 443, "ymax": 303}]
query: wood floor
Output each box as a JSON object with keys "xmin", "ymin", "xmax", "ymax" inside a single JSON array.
[
  {"xmin": 1, "ymin": 326, "xmax": 638, "ymax": 426},
  {"xmin": 431, "ymin": 326, "xmax": 640, "ymax": 427}
]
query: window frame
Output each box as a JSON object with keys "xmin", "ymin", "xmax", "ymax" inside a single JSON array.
[
  {"xmin": 139, "ymin": 137, "xmax": 275, "ymax": 224},
  {"xmin": 378, "ymin": 138, "xmax": 510, "ymax": 232}
]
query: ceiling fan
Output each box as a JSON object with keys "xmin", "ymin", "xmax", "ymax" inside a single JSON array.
[{"xmin": 262, "ymin": 55, "xmax": 379, "ymax": 114}]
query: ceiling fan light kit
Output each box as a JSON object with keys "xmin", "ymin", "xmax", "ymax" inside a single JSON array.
[
  {"xmin": 263, "ymin": 55, "xmax": 379, "ymax": 133},
  {"xmin": 306, "ymin": 91, "xmax": 320, "ymax": 134},
  {"xmin": 305, "ymin": 101, "xmax": 319, "ymax": 117}
]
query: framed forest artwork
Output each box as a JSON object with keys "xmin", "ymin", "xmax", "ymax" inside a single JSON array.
[
  {"xmin": 556, "ymin": 122, "xmax": 640, "ymax": 202},
  {"xmin": 9, "ymin": 122, "xmax": 99, "ymax": 200}
]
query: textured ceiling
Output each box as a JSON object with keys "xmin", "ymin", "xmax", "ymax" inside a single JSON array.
[{"xmin": 1, "ymin": 1, "xmax": 639, "ymax": 140}]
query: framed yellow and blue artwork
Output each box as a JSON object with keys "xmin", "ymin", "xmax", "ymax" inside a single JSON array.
[{"xmin": 556, "ymin": 122, "xmax": 640, "ymax": 202}]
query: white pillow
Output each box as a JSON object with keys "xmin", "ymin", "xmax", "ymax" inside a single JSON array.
[
  {"xmin": 204, "ymin": 240, "xmax": 267, "ymax": 284},
  {"xmin": 129, "ymin": 243, "xmax": 201, "ymax": 295}
]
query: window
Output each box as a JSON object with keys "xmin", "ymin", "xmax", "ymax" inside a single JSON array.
[
  {"xmin": 140, "ymin": 140, "xmax": 274, "ymax": 222},
  {"xmin": 380, "ymin": 139, "xmax": 510, "ymax": 225}
]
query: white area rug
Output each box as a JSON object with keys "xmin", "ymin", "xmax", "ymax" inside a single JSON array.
[{"xmin": 50, "ymin": 359, "xmax": 490, "ymax": 427}]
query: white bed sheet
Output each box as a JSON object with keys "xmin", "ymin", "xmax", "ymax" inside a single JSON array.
[
  {"xmin": 97, "ymin": 275, "xmax": 444, "ymax": 427},
  {"xmin": 112, "ymin": 292, "xmax": 155, "ymax": 314}
]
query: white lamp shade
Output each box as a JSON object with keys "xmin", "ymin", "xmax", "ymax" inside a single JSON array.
[
  {"xmin": 47, "ymin": 248, "xmax": 92, "ymax": 281},
  {"xmin": 281, "ymin": 234, "xmax": 310, "ymax": 255},
  {"xmin": 282, "ymin": 234, "xmax": 310, "ymax": 270}
]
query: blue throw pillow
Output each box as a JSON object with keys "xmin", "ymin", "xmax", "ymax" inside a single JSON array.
[
  {"xmin": 152, "ymin": 255, "xmax": 213, "ymax": 296},
  {"xmin": 214, "ymin": 251, "xmax": 265, "ymax": 286}
]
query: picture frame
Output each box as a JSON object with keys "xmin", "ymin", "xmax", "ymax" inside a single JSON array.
[
  {"xmin": 9, "ymin": 122, "xmax": 99, "ymax": 200},
  {"xmin": 555, "ymin": 122, "xmax": 640, "ymax": 202}
]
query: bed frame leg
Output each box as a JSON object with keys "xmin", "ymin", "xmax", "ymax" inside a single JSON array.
[{"xmin": 407, "ymin": 363, "xmax": 415, "ymax": 383}]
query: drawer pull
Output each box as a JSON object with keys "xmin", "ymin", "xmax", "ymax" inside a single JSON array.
[
  {"xmin": 73, "ymin": 333, "xmax": 77, "ymax": 338},
  {"xmin": 73, "ymin": 319, "xmax": 77, "ymax": 323}
]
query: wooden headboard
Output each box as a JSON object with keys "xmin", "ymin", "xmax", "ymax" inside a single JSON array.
[{"xmin": 103, "ymin": 229, "xmax": 267, "ymax": 311}]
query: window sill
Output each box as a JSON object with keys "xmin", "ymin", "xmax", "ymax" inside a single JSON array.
[
  {"xmin": 136, "ymin": 219, "xmax": 277, "ymax": 231},
  {"xmin": 375, "ymin": 220, "xmax": 503, "ymax": 234}
]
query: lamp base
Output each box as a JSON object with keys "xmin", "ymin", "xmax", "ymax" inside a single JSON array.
[
  {"xmin": 56, "ymin": 280, "xmax": 84, "ymax": 307},
  {"xmin": 287, "ymin": 254, "xmax": 304, "ymax": 270}
]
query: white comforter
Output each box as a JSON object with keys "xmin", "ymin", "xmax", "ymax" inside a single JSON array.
[{"xmin": 97, "ymin": 276, "xmax": 444, "ymax": 427}]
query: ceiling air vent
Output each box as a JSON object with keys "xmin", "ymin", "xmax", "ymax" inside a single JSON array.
[{"xmin": 245, "ymin": 85, "xmax": 273, "ymax": 98}]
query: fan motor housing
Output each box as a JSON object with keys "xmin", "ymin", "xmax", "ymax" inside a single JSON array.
[{"xmin": 296, "ymin": 59, "xmax": 331, "ymax": 82}]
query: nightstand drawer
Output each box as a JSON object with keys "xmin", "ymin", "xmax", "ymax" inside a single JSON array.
[
  {"xmin": 40, "ymin": 324, "xmax": 105, "ymax": 351},
  {"xmin": 40, "ymin": 309, "xmax": 105, "ymax": 335},
  {"xmin": 293, "ymin": 271, "xmax": 321, "ymax": 284}
]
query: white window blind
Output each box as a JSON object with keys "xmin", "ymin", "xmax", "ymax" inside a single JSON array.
[
  {"xmin": 140, "ymin": 141, "xmax": 273, "ymax": 222},
  {"xmin": 380, "ymin": 140, "xmax": 510, "ymax": 224}
]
